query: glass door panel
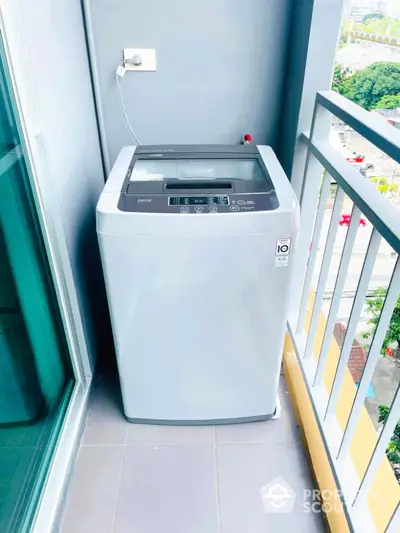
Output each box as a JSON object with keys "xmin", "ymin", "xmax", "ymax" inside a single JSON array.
[{"xmin": 0, "ymin": 35, "xmax": 75, "ymax": 532}]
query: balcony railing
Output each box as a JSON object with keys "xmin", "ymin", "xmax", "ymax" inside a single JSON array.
[{"xmin": 288, "ymin": 90, "xmax": 400, "ymax": 533}]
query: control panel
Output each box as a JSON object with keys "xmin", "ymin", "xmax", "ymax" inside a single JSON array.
[{"xmin": 118, "ymin": 194, "xmax": 279, "ymax": 213}]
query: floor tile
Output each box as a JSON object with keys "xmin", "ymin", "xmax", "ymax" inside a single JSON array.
[
  {"xmin": 113, "ymin": 445, "xmax": 219, "ymax": 533},
  {"xmin": 215, "ymin": 379, "xmax": 300, "ymax": 444},
  {"xmin": 217, "ymin": 442, "xmax": 323, "ymax": 533},
  {"xmin": 59, "ymin": 372, "xmax": 323, "ymax": 533},
  {"xmin": 215, "ymin": 415, "xmax": 299, "ymax": 444},
  {"xmin": 82, "ymin": 379, "xmax": 127, "ymax": 446},
  {"xmin": 59, "ymin": 446, "xmax": 124, "ymax": 533},
  {"xmin": 126, "ymin": 423, "xmax": 214, "ymax": 446}
]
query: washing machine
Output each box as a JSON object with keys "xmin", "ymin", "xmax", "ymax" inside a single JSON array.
[{"xmin": 97, "ymin": 145, "xmax": 299, "ymax": 424}]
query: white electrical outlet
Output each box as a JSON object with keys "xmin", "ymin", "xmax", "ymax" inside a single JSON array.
[{"xmin": 123, "ymin": 49, "xmax": 156, "ymax": 71}]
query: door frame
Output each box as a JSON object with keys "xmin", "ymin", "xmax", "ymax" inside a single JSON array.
[{"xmin": 0, "ymin": 1, "xmax": 93, "ymax": 531}]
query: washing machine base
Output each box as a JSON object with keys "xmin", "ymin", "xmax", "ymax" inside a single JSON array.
[{"xmin": 124, "ymin": 395, "xmax": 281, "ymax": 425}]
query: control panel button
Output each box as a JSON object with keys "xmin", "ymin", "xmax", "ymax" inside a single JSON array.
[
  {"xmin": 209, "ymin": 207, "xmax": 218, "ymax": 212},
  {"xmin": 180, "ymin": 206, "xmax": 189, "ymax": 213},
  {"xmin": 195, "ymin": 206, "xmax": 203, "ymax": 212},
  {"xmin": 230, "ymin": 205, "xmax": 240, "ymax": 211},
  {"xmin": 237, "ymin": 200, "xmax": 245, "ymax": 205}
]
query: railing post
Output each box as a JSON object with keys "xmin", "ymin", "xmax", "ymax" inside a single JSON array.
[
  {"xmin": 291, "ymin": 102, "xmax": 333, "ymax": 327},
  {"xmin": 296, "ymin": 170, "xmax": 331, "ymax": 333},
  {"xmin": 303, "ymin": 187, "xmax": 345, "ymax": 355},
  {"xmin": 338, "ymin": 258, "xmax": 400, "ymax": 460},
  {"xmin": 353, "ymin": 381, "xmax": 400, "ymax": 509},
  {"xmin": 313, "ymin": 204, "xmax": 361, "ymax": 386},
  {"xmin": 325, "ymin": 229, "xmax": 381, "ymax": 420}
]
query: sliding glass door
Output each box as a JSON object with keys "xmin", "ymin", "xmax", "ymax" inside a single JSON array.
[{"xmin": 0, "ymin": 37, "xmax": 74, "ymax": 533}]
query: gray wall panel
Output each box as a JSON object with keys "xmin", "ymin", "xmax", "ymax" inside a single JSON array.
[{"xmin": 84, "ymin": 0, "xmax": 294, "ymax": 168}]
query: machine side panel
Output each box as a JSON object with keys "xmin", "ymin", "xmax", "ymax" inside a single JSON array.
[{"xmin": 97, "ymin": 222, "xmax": 297, "ymax": 422}]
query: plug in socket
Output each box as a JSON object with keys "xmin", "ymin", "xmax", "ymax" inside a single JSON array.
[{"xmin": 123, "ymin": 49, "xmax": 156, "ymax": 71}]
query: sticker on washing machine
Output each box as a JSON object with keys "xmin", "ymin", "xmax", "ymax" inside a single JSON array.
[
  {"xmin": 276, "ymin": 238, "xmax": 291, "ymax": 256},
  {"xmin": 275, "ymin": 256, "xmax": 289, "ymax": 267}
]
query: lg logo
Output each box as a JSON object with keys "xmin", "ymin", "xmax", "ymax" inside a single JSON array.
[{"xmin": 276, "ymin": 239, "xmax": 291, "ymax": 256}]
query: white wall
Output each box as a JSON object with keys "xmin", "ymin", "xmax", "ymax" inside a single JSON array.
[{"xmin": 1, "ymin": 0, "xmax": 108, "ymax": 374}]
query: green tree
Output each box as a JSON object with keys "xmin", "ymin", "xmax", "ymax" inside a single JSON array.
[
  {"xmin": 338, "ymin": 62, "xmax": 400, "ymax": 110},
  {"xmin": 354, "ymin": 16, "xmax": 400, "ymax": 39},
  {"xmin": 374, "ymin": 94, "xmax": 400, "ymax": 109},
  {"xmin": 332, "ymin": 63, "xmax": 351, "ymax": 92},
  {"xmin": 378, "ymin": 404, "xmax": 400, "ymax": 479},
  {"xmin": 361, "ymin": 287, "xmax": 400, "ymax": 359}
]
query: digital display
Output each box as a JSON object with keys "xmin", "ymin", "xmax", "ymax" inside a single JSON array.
[{"xmin": 169, "ymin": 196, "xmax": 229, "ymax": 206}]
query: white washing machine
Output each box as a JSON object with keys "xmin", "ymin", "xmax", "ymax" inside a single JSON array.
[{"xmin": 97, "ymin": 145, "xmax": 299, "ymax": 424}]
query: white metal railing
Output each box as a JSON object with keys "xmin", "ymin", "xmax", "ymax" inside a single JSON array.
[{"xmin": 289, "ymin": 90, "xmax": 400, "ymax": 533}]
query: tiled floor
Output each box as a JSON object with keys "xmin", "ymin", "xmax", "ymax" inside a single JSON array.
[{"xmin": 58, "ymin": 375, "xmax": 324, "ymax": 533}]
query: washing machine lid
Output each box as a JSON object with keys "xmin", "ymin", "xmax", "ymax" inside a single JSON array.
[{"xmin": 118, "ymin": 145, "xmax": 279, "ymax": 214}]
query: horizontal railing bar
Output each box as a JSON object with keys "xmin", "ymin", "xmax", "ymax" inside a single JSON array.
[
  {"xmin": 354, "ymin": 381, "xmax": 400, "ymax": 508},
  {"xmin": 296, "ymin": 170, "xmax": 331, "ymax": 333},
  {"xmin": 316, "ymin": 90, "xmax": 400, "ymax": 166},
  {"xmin": 306, "ymin": 137, "xmax": 400, "ymax": 255},
  {"xmin": 325, "ymin": 228, "xmax": 381, "ymax": 420},
  {"xmin": 385, "ymin": 501, "xmax": 400, "ymax": 533},
  {"xmin": 338, "ymin": 257, "xmax": 400, "ymax": 460},
  {"xmin": 304, "ymin": 188, "xmax": 345, "ymax": 359},
  {"xmin": 313, "ymin": 204, "xmax": 361, "ymax": 386}
]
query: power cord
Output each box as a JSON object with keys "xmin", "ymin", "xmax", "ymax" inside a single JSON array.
[{"xmin": 115, "ymin": 65, "xmax": 141, "ymax": 145}]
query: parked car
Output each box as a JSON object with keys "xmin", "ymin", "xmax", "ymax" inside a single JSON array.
[{"xmin": 359, "ymin": 162, "xmax": 374, "ymax": 177}]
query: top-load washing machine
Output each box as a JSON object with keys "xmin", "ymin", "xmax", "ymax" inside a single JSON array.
[{"xmin": 97, "ymin": 144, "xmax": 300, "ymax": 424}]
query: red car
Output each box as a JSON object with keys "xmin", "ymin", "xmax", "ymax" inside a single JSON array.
[{"xmin": 339, "ymin": 214, "xmax": 367, "ymax": 227}]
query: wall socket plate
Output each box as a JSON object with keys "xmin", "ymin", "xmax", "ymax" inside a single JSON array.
[{"xmin": 123, "ymin": 48, "xmax": 156, "ymax": 71}]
